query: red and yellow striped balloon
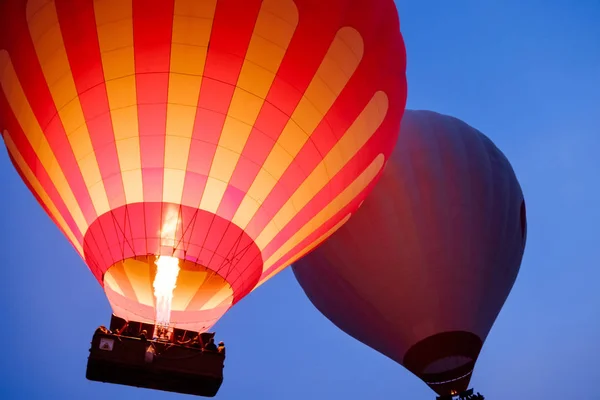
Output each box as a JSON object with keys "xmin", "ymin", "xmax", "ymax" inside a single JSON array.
[{"xmin": 0, "ymin": 0, "xmax": 407, "ymax": 331}]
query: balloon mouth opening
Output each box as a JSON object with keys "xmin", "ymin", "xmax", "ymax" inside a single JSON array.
[
  {"xmin": 102, "ymin": 255, "xmax": 234, "ymax": 332},
  {"xmin": 422, "ymin": 355, "xmax": 474, "ymax": 375},
  {"xmin": 402, "ymin": 331, "xmax": 482, "ymax": 396},
  {"xmin": 418, "ymin": 358, "xmax": 476, "ymax": 395},
  {"xmin": 424, "ymin": 368, "xmax": 474, "ymax": 386}
]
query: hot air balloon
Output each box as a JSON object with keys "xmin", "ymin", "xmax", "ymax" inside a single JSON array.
[
  {"xmin": 0, "ymin": 0, "xmax": 407, "ymax": 396},
  {"xmin": 292, "ymin": 110, "xmax": 526, "ymax": 399}
]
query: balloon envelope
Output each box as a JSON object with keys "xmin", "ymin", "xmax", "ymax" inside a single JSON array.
[
  {"xmin": 293, "ymin": 110, "xmax": 526, "ymax": 395},
  {"xmin": 0, "ymin": 0, "xmax": 407, "ymax": 331}
]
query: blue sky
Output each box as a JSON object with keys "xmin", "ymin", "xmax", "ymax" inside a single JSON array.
[{"xmin": 1, "ymin": 1, "xmax": 599, "ymax": 399}]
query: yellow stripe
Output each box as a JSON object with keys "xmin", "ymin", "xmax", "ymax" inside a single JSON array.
[
  {"xmin": 27, "ymin": 0, "xmax": 110, "ymax": 217},
  {"xmin": 171, "ymin": 269, "xmax": 208, "ymax": 311},
  {"xmin": 103, "ymin": 271, "xmax": 125, "ymax": 297},
  {"xmin": 3, "ymin": 131, "xmax": 84, "ymax": 255},
  {"xmin": 200, "ymin": 285, "xmax": 233, "ymax": 311},
  {"xmin": 200, "ymin": 0, "xmax": 299, "ymax": 213},
  {"xmin": 255, "ymin": 91, "xmax": 388, "ymax": 249},
  {"xmin": 122, "ymin": 258, "xmax": 155, "ymax": 307},
  {"xmin": 254, "ymin": 213, "xmax": 352, "ymax": 290},
  {"xmin": 232, "ymin": 27, "xmax": 364, "ymax": 230},
  {"xmin": 262, "ymin": 153, "xmax": 384, "ymax": 273},
  {"xmin": 0, "ymin": 50, "xmax": 89, "ymax": 234},
  {"xmin": 163, "ymin": 0, "xmax": 218, "ymax": 205},
  {"xmin": 94, "ymin": 0, "xmax": 143, "ymax": 204}
]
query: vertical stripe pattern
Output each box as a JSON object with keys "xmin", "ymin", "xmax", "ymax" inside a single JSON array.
[{"xmin": 0, "ymin": 0, "xmax": 407, "ymax": 331}]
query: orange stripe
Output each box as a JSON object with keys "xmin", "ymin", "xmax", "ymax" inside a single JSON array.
[
  {"xmin": 232, "ymin": 27, "xmax": 364, "ymax": 230},
  {"xmin": 171, "ymin": 268, "xmax": 209, "ymax": 310},
  {"xmin": 27, "ymin": 0, "xmax": 110, "ymax": 217},
  {"xmin": 54, "ymin": 0, "xmax": 128, "ymax": 210},
  {"xmin": 26, "ymin": 0, "xmax": 50, "ymax": 19},
  {"xmin": 200, "ymin": 0, "xmax": 299, "ymax": 213},
  {"xmin": 200, "ymin": 285, "xmax": 233, "ymax": 311},
  {"xmin": 262, "ymin": 153, "xmax": 385, "ymax": 272},
  {"xmin": 94, "ymin": 0, "xmax": 143, "ymax": 204},
  {"xmin": 3, "ymin": 131, "xmax": 83, "ymax": 255},
  {"xmin": 104, "ymin": 261, "xmax": 139, "ymax": 303},
  {"xmin": 255, "ymin": 91, "xmax": 388, "ymax": 249},
  {"xmin": 0, "ymin": 50, "xmax": 88, "ymax": 234},
  {"xmin": 162, "ymin": 0, "xmax": 218, "ymax": 205},
  {"xmin": 185, "ymin": 272, "xmax": 231, "ymax": 311},
  {"xmin": 254, "ymin": 213, "xmax": 352, "ymax": 290},
  {"xmin": 179, "ymin": 0, "xmax": 262, "ymax": 210},
  {"xmin": 122, "ymin": 258, "xmax": 155, "ymax": 307},
  {"xmin": 103, "ymin": 271, "xmax": 125, "ymax": 297}
]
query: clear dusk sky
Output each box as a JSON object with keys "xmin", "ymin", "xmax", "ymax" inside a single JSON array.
[{"xmin": 0, "ymin": 1, "xmax": 598, "ymax": 399}]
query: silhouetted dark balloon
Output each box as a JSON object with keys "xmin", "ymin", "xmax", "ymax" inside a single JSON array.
[{"xmin": 293, "ymin": 110, "xmax": 526, "ymax": 396}]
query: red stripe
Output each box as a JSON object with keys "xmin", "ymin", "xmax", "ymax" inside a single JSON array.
[
  {"xmin": 83, "ymin": 225, "xmax": 111, "ymax": 282},
  {"xmin": 260, "ymin": 164, "xmax": 383, "ymax": 279},
  {"xmin": 263, "ymin": 130, "xmax": 392, "ymax": 260},
  {"xmin": 128, "ymin": 202, "xmax": 148, "ymax": 255},
  {"xmin": 214, "ymin": 184, "xmax": 244, "ymax": 220},
  {"xmin": 8, "ymin": 151, "xmax": 69, "ymax": 243},
  {"xmin": 0, "ymin": 0, "xmax": 11, "ymax": 132},
  {"xmin": 55, "ymin": 0, "xmax": 127, "ymax": 210},
  {"xmin": 180, "ymin": 0, "xmax": 262, "ymax": 208},
  {"xmin": 260, "ymin": 117, "xmax": 398, "ymax": 264},
  {"xmin": 0, "ymin": 92, "xmax": 84, "ymax": 244},
  {"xmin": 5, "ymin": 5, "xmax": 99, "ymax": 225},
  {"xmin": 133, "ymin": 0, "xmax": 175, "ymax": 203},
  {"xmin": 144, "ymin": 202, "xmax": 162, "ymax": 255},
  {"xmin": 215, "ymin": 1, "xmax": 346, "ymax": 220},
  {"xmin": 110, "ymin": 206, "xmax": 137, "ymax": 261},
  {"xmin": 182, "ymin": 210, "xmax": 214, "ymax": 262},
  {"xmin": 243, "ymin": 0, "xmax": 406, "ymax": 239}
]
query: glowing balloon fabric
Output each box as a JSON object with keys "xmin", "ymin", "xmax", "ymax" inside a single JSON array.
[
  {"xmin": 0, "ymin": 0, "xmax": 407, "ymax": 331},
  {"xmin": 293, "ymin": 110, "xmax": 526, "ymax": 396}
]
